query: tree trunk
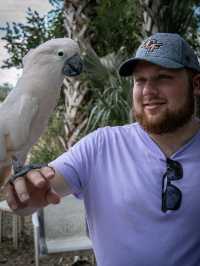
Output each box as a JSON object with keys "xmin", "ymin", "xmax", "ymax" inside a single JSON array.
[
  {"xmin": 140, "ymin": 0, "xmax": 195, "ymax": 37},
  {"xmin": 60, "ymin": 0, "xmax": 92, "ymax": 149},
  {"xmin": 139, "ymin": 0, "xmax": 160, "ymax": 36}
]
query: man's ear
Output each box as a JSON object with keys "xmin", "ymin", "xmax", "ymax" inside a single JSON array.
[{"xmin": 193, "ymin": 74, "xmax": 200, "ymax": 96}]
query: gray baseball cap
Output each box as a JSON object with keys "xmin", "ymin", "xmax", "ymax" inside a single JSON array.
[{"xmin": 119, "ymin": 33, "xmax": 200, "ymax": 76}]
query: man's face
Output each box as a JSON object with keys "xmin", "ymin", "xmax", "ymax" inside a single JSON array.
[{"xmin": 132, "ymin": 61, "xmax": 194, "ymax": 134}]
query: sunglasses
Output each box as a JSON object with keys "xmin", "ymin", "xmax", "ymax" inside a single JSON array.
[{"xmin": 162, "ymin": 158, "xmax": 183, "ymax": 212}]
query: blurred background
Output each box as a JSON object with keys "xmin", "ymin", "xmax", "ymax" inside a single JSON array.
[{"xmin": 0, "ymin": 0, "xmax": 51, "ymax": 86}]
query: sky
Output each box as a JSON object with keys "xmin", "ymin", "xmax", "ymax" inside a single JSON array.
[{"xmin": 0, "ymin": 0, "xmax": 52, "ymax": 86}]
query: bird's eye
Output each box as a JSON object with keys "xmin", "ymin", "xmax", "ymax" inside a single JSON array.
[{"xmin": 57, "ymin": 50, "xmax": 64, "ymax": 57}]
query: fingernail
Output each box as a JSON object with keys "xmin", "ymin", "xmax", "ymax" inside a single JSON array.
[{"xmin": 46, "ymin": 166, "xmax": 55, "ymax": 178}]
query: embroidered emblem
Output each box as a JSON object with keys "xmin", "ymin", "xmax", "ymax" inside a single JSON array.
[{"xmin": 142, "ymin": 39, "xmax": 163, "ymax": 52}]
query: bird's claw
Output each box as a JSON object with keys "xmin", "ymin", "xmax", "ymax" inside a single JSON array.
[
  {"xmin": 9, "ymin": 163, "xmax": 48, "ymax": 183},
  {"xmin": 0, "ymin": 163, "xmax": 48, "ymax": 190}
]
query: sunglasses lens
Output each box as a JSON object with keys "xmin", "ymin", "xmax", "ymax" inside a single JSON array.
[
  {"xmin": 162, "ymin": 159, "xmax": 183, "ymax": 212},
  {"xmin": 167, "ymin": 159, "xmax": 183, "ymax": 180},
  {"xmin": 162, "ymin": 185, "xmax": 182, "ymax": 211}
]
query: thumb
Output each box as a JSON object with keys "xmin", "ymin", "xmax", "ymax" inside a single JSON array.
[{"xmin": 46, "ymin": 188, "xmax": 61, "ymax": 205}]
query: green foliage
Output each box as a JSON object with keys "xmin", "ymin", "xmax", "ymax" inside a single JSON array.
[
  {"xmin": 82, "ymin": 48, "xmax": 132, "ymax": 134},
  {"xmin": 148, "ymin": 0, "xmax": 200, "ymax": 32},
  {"xmin": 90, "ymin": 0, "xmax": 141, "ymax": 56},
  {"xmin": 184, "ymin": 3, "xmax": 200, "ymax": 55},
  {"xmin": 0, "ymin": 0, "xmax": 64, "ymax": 68},
  {"xmin": 30, "ymin": 109, "xmax": 65, "ymax": 163}
]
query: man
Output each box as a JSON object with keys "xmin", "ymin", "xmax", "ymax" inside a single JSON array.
[{"xmin": 4, "ymin": 33, "xmax": 200, "ymax": 266}]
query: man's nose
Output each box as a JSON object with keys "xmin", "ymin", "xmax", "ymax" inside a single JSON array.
[{"xmin": 143, "ymin": 80, "xmax": 158, "ymax": 96}]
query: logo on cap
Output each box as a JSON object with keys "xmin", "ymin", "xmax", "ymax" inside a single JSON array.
[{"xmin": 142, "ymin": 39, "xmax": 163, "ymax": 52}]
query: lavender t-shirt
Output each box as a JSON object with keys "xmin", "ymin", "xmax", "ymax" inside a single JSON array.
[{"xmin": 51, "ymin": 122, "xmax": 200, "ymax": 266}]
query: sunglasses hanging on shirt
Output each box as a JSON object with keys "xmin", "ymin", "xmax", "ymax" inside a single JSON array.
[{"xmin": 162, "ymin": 158, "xmax": 183, "ymax": 212}]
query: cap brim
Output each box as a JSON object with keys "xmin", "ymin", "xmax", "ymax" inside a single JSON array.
[{"xmin": 119, "ymin": 57, "xmax": 184, "ymax": 77}]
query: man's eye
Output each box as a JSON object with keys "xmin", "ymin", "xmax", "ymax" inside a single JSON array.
[{"xmin": 135, "ymin": 78, "xmax": 146, "ymax": 83}]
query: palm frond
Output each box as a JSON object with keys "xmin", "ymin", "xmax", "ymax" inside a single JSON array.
[
  {"xmin": 141, "ymin": 0, "xmax": 200, "ymax": 36},
  {"xmin": 82, "ymin": 46, "xmax": 132, "ymax": 134}
]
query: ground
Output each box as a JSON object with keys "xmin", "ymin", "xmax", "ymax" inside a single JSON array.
[{"xmin": 0, "ymin": 194, "xmax": 95, "ymax": 266}]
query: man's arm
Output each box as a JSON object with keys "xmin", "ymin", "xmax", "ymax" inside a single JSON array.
[
  {"xmin": 4, "ymin": 166, "xmax": 71, "ymax": 216},
  {"xmin": 47, "ymin": 164, "xmax": 71, "ymax": 197}
]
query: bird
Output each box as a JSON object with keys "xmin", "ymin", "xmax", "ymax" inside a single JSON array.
[{"xmin": 0, "ymin": 38, "xmax": 83, "ymax": 187}]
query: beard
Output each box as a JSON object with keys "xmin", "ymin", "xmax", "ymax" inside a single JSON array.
[{"xmin": 133, "ymin": 87, "xmax": 195, "ymax": 135}]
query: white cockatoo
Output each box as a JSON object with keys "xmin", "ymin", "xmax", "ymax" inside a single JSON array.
[{"xmin": 0, "ymin": 38, "xmax": 82, "ymax": 186}]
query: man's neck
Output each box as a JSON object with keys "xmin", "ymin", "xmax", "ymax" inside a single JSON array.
[{"xmin": 148, "ymin": 117, "xmax": 200, "ymax": 158}]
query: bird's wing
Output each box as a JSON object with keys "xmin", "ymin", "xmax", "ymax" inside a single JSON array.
[
  {"xmin": 8, "ymin": 95, "xmax": 39, "ymax": 152},
  {"xmin": 18, "ymin": 94, "xmax": 39, "ymax": 126}
]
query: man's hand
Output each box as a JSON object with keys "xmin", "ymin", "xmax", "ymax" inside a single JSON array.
[{"xmin": 4, "ymin": 166, "xmax": 61, "ymax": 215}]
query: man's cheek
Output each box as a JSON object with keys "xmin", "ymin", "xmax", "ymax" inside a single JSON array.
[{"xmin": 133, "ymin": 96, "xmax": 142, "ymax": 111}]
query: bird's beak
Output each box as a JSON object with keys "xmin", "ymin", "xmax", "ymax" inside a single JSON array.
[{"xmin": 63, "ymin": 53, "xmax": 83, "ymax": 76}]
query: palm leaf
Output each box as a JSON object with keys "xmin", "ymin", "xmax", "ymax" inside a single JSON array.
[{"xmin": 82, "ymin": 46, "xmax": 132, "ymax": 134}]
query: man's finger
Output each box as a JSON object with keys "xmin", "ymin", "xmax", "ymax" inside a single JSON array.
[
  {"xmin": 26, "ymin": 169, "xmax": 47, "ymax": 188},
  {"xmin": 4, "ymin": 183, "xmax": 19, "ymax": 210},
  {"xmin": 46, "ymin": 188, "xmax": 61, "ymax": 205},
  {"xmin": 40, "ymin": 165, "xmax": 56, "ymax": 180},
  {"xmin": 13, "ymin": 176, "xmax": 30, "ymax": 204}
]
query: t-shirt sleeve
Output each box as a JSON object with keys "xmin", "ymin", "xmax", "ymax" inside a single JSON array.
[{"xmin": 50, "ymin": 128, "xmax": 102, "ymax": 198}]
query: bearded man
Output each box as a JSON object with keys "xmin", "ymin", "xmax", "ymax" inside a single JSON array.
[{"xmin": 4, "ymin": 33, "xmax": 200, "ymax": 266}]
